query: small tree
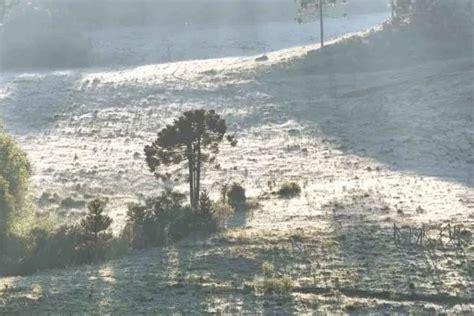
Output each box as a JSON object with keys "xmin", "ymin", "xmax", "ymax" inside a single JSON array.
[
  {"xmin": 198, "ymin": 190, "xmax": 214, "ymax": 219},
  {"xmin": 144, "ymin": 109, "xmax": 236, "ymax": 209},
  {"xmin": 81, "ymin": 198, "xmax": 112, "ymax": 245}
]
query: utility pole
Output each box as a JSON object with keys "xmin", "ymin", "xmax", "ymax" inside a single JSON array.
[
  {"xmin": 391, "ymin": 0, "xmax": 395, "ymax": 19},
  {"xmin": 320, "ymin": 0, "xmax": 325, "ymax": 47}
]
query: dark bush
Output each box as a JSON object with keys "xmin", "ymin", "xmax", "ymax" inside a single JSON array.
[
  {"xmin": 0, "ymin": 223, "xmax": 88, "ymax": 276},
  {"xmin": 123, "ymin": 189, "xmax": 221, "ymax": 249},
  {"xmin": 16, "ymin": 225, "xmax": 85, "ymax": 274},
  {"xmin": 278, "ymin": 182, "xmax": 301, "ymax": 198},
  {"xmin": 226, "ymin": 183, "xmax": 246, "ymax": 210},
  {"xmin": 122, "ymin": 202, "xmax": 159, "ymax": 249}
]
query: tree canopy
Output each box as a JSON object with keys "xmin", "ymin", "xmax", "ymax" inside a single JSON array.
[{"xmin": 144, "ymin": 109, "xmax": 236, "ymax": 209}]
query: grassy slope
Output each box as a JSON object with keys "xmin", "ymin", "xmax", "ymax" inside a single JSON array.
[{"xmin": 0, "ymin": 26, "xmax": 473, "ymax": 314}]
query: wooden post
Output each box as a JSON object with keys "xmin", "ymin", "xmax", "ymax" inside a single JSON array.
[
  {"xmin": 391, "ymin": 0, "xmax": 395, "ymax": 19},
  {"xmin": 319, "ymin": 0, "xmax": 325, "ymax": 47}
]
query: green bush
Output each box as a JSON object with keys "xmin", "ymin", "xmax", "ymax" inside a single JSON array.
[
  {"xmin": 1, "ymin": 197, "xmax": 115, "ymax": 276},
  {"xmin": 0, "ymin": 132, "xmax": 31, "ymax": 252},
  {"xmin": 277, "ymin": 182, "xmax": 301, "ymax": 198},
  {"xmin": 14, "ymin": 225, "xmax": 85, "ymax": 275}
]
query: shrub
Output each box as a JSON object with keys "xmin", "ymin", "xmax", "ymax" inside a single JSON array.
[
  {"xmin": 2, "ymin": 197, "xmax": 117, "ymax": 276},
  {"xmin": 123, "ymin": 189, "xmax": 222, "ymax": 249},
  {"xmin": 261, "ymin": 261, "xmax": 293, "ymax": 294},
  {"xmin": 126, "ymin": 203, "xmax": 147, "ymax": 225},
  {"xmin": 277, "ymin": 182, "xmax": 301, "ymax": 198},
  {"xmin": 0, "ymin": 131, "xmax": 31, "ymax": 252},
  {"xmin": 0, "ymin": 221, "xmax": 92, "ymax": 276},
  {"xmin": 263, "ymin": 276, "xmax": 293, "ymax": 294},
  {"xmin": 262, "ymin": 261, "xmax": 275, "ymax": 279},
  {"xmin": 344, "ymin": 301, "xmax": 368, "ymax": 312},
  {"xmin": 129, "ymin": 189, "xmax": 189, "ymax": 246},
  {"xmin": 149, "ymin": 189, "xmax": 187, "ymax": 220},
  {"xmin": 212, "ymin": 202, "xmax": 234, "ymax": 219},
  {"xmin": 226, "ymin": 183, "xmax": 246, "ymax": 210},
  {"xmin": 17, "ymin": 225, "xmax": 85, "ymax": 274}
]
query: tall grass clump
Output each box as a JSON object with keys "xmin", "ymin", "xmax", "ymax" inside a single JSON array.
[{"xmin": 261, "ymin": 261, "xmax": 293, "ymax": 294}]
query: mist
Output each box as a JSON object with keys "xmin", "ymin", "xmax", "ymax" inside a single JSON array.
[{"xmin": 0, "ymin": 0, "xmax": 389, "ymax": 70}]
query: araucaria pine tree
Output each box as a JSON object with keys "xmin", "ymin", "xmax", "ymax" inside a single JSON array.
[
  {"xmin": 144, "ymin": 109, "xmax": 236, "ymax": 210},
  {"xmin": 81, "ymin": 198, "xmax": 113, "ymax": 244}
]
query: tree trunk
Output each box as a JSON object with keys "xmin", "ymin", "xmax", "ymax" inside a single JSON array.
[
  {"xmin": 187, "ymin": 143, "xmax": 194, "ymax": 207},
  {"xmin": 391, "ymin": 0, "xmax": 395, "ymax": 19},
  {"xmin": 192, "ymin": 144, "xmax": 198, "ymax": 210},
  {"xmin": 195, "ymin": 137, "xmax": 202, "ymax": 210},
  {"xmin": 0, "ymin": 199, "xmax": 5, "ymax": 255},
  {"xmin": 0, "ymin": 231, "xmax": 4, "ymax": 255},
  {"xmin": 320, "ymin": 0, "xmax": 324, "ymax": 47}
]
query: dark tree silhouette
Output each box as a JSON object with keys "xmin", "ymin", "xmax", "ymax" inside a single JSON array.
[
  {"xmin": 81, "ymin": 198, "xmax": 113, "ymax": 244},
  {"xmin": 145, "ymin": 109, "xmax": 236, "ymax": 209},
  {"xmin": 226, "ymin": 182, "xmax": 246, "ymax": 210},
  {"xmin": 198, "ymin": 190, "xmax": 214, "ymax": 219}
]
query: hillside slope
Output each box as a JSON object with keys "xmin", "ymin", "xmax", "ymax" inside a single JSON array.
[{"xmin": 0, "ymin": 26, "xmax": 473, "ymax": 314}]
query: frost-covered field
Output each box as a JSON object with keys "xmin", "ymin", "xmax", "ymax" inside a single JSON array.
[{"xmin": 0, "ymin": 14, "xmax": 473, "ymax": 315}]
